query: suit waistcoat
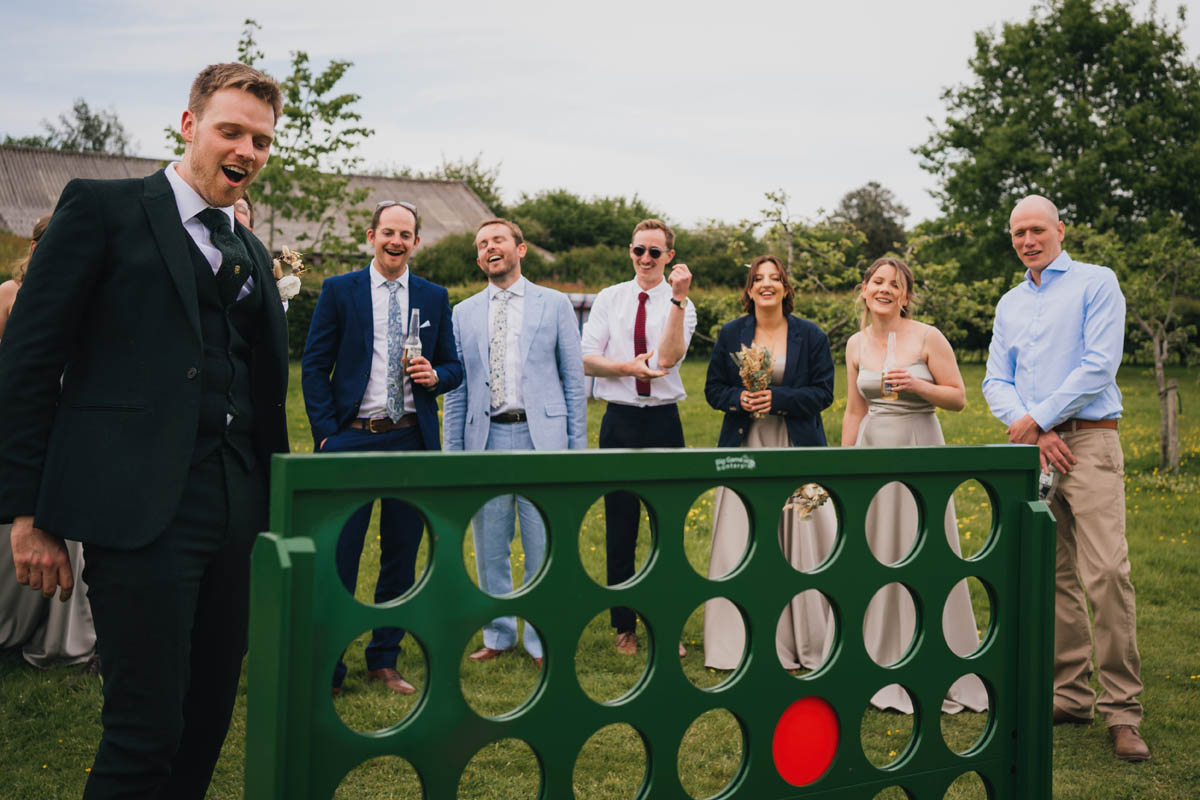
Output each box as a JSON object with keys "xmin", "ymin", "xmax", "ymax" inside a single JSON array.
[{"xmin": 189, "ymin": 239, "xmax": 261, "ymax": 469}]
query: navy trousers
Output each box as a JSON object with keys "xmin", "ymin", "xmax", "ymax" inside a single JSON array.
[{"xmin": 322, "ymin": 425, "xmax": 425, "ymax": 686}]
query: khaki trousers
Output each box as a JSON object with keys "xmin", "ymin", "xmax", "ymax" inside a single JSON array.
[{"xmin": 1050, "ymin": 428, "xmax": 1143, "ymax": 727}]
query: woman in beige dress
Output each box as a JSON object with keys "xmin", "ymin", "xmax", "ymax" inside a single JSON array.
[
  {"xmin": 843, "ymin": 257, "xmax": 987, "ymax": 713},
  {"xmin": 703, "ymin": 256, "xmax": 837, "ymax": 670}
]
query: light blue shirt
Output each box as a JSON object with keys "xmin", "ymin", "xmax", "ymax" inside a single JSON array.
[{"xmin": 983, "ymin": 250, "xmax": 1125, "ymax": 430}]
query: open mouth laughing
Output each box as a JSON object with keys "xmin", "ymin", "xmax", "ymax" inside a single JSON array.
[{"xmin": 221, "ymin": 164, "xmax": 249, "ymax": 186}]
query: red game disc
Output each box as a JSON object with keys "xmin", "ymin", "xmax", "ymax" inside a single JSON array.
[{"xmin": 772, "ymin": 696, "xmax": 839, "ymax": 786}]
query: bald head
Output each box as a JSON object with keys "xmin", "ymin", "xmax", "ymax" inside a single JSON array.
[
  {"xmin": 1010, "ymin": 195, "xmax": 1060, "ymax": 226},
  {"xmin": 1008, "ymin": 194, "xmax": 1065, "ymax": 278}
]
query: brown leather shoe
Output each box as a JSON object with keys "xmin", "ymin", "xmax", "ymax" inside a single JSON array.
[
  {"xmin": 615, "ymin": 631, "xmax": 637, "ymax": 656},
  {"xmin": 331, "ymin": 686, "xmax": 343, "ymax": 698},
  {"xmin": 80, "ymin": 653, "xmax": 101, "ymax": 676},
  {"xmin": 468, "ymin": 647, "xmax": 510, "ymax": 662},
  {"xmin": 1109, "ymin": 725, "xmax": 1151, "ymax": 762},
  {"xmin": 366, "ymin": 668, "xmax": 416, "ymax": 695},
  {"xmin": 1053, "ymin": 706, "xmax": 1093, "ymax": 726},
  {"xmin": 532, "ymin": 657, "xmax": 543, "ymax": 669}
]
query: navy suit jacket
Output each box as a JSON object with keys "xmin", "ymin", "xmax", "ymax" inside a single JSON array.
[
  {"xmin": 705, "ymin": 314, "xmax": 835, "ymax": 448},
  {"xmin": 300, "ymin": 265, "xmax": 462, "ymax": 450}
]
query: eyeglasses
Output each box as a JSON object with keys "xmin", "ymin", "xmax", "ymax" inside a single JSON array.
[
  {"xmin": 377, "ymin": 200, "xmax": 418, "ymax": 215},
  {"xmin": 631, "ymin": 245, "xmax": 666, "ymax": 259}
]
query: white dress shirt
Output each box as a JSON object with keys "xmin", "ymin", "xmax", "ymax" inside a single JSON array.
[
  {"xmin": 164, "ymin": 163, "xmax": 254, "ymax": 299},
  {"xmin": 358, "ymin": 263, "xmax": 416, "ymax": 418},
  {"xmin": 488, "ymin": 276, "xmax": 527, "ymax": 414},
  {"xmin": 581, "ymin": 278, "xmax": 697, "ymax": 406}
]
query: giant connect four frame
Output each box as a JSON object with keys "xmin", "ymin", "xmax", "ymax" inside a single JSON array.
[{"xmin": 246, "ymin": 445, "xmax": 1055, "ymax": 799}]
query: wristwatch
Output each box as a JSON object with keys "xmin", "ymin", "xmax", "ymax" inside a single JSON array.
[{"xmin": 670, "ymin": 297, "xmax": 684, "ymax": 307}]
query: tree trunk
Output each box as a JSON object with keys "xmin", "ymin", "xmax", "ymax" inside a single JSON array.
[
  {"xmin": 1152, "ymin": 334, "xmax": 1172, "ymax": 470},
  {"xmin": 1164, "ymin": 378, "xmax": 1180, "ymax": 472}
]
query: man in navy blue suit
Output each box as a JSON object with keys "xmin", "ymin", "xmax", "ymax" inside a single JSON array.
[{"xmin": 301, "ymin": 200, "xmax": 462, "ymax": 695}]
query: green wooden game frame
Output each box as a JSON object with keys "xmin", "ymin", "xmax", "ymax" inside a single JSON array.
[{"xmin": 246, "ymin": 444, "xmax": 1055, "ymax": 799}]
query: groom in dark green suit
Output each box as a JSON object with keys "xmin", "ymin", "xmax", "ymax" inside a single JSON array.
[{"xmin": 0, "ymin": 63, "xmax": 288, "ymax": 798}]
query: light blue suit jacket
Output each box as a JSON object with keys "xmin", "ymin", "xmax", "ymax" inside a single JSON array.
[{"xmin": 444, "ymin": 279, "xmax": 587, "ymax": 451}]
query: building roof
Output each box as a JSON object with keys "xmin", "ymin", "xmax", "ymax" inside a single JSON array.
[{"xmin": 0, "ymin": 145, "xmax": 494, "ymax": 251}]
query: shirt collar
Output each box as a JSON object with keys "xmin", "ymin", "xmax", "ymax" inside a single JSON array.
[
  {"xmin": 166, "ymin": 162, "xmax": 234, "ymax": 230},
  {"xmin": 1025, "ymin": 250, "xmax": 1072, "ymax": 286},
  {"xmin": 634, "ymin": 278, "xmax": 671, "ymax": 297},
  {"xmin": 370, "ymin": 262, "xmax": 410, "ymax": 290},
  {"xmin": 488, "ymin": 275, "xmax": 526, "ymax": 300}
]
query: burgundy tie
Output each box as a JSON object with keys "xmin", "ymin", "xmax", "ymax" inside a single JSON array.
[{"xmin": 634, "ymin": 291, "xmax": 650, "ymax": 396}]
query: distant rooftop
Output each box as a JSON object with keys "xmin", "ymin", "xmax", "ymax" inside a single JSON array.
[{"xmin": 0, "ymin": 145, "xmax": 493, "ymax": 253}]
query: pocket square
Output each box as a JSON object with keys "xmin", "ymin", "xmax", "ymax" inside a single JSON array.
[{"xmin": 420, "ymin": 320, "xmax": 431, "ymax": 329}]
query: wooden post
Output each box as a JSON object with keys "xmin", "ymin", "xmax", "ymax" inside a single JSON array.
[{"xmin": 1166, "ymin": 378, "xmax": 1180, "ymax": 471}]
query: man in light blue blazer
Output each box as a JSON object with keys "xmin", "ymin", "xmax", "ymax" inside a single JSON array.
[
  {"xmin": 302, "ymin": 200, "xmax": 462, "ymax": 695},
  {"xmin": 444, "ymin": 218, "xmax": 586, "ymax": 667}
]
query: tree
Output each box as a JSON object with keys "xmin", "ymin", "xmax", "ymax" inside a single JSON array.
[
  {"xmin": 508, "ymin": 190, "xmax": 659, "ymax": 252},
  {"xmin": 749, "ymin": 190, "xmax": 862, "ymax": 294},
  {"xmin": 829, "ymin": 181, "xmax": 909, "ymax": 262},
  {"xmin": 5, "ymin": 99, "xmax": 132, "ymax": 154},
  {"xmin": 915, "ymin": 0, "xmax": 1200, "ymax": 278},
  {"xmin": 1072, "ymin": 221, "xmax": 1198, "ymax": 471},
  {"xmin": 164, "ymin": 19, "xmax": 373, "ymax": 262}
]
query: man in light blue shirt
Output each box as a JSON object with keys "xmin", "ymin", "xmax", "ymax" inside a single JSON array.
[{"xmin": 983, "ymin": 195, "xmax": 1148, "ymax": 762}]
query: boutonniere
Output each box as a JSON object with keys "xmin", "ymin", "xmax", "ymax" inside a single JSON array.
[
  {"xmin": 272, "ymin": 246, "xmax": 307, "ymax": 302},
  {"xmin": 783, "ymin": 483, "xmax": 831, "ymax": 520}
]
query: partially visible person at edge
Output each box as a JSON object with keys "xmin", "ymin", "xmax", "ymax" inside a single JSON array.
[
  {"xmin": 983, "ymin": 194, "xmax": 1149, "ymax": 762},
  {"xmin": 233, "ymin": 195, "xmax": 253, "ymax": 230},
  {"xmin": 702, "ymin": 255, "xmax": 836, "ymax": 672},
  {"xmin": 844, "ymin": 256, "xmax": 988, "ymax": 715},
  {"xmin": 580, "ymin": 218, "xmax": 695, "ymax": 658},
  {"xmin": 0, "ymin": 62, "xmax": 290, "ymax": 798},
  {"xmin": 0, "ymin": 214, "xmax": 51, "ymax": 340}
]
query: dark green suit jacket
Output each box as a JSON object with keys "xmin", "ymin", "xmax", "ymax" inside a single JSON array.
[{"xmin": 0, "ymin": 169, "xmax": 289, "ymax": 548}]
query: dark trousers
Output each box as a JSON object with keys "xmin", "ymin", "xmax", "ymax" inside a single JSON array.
[
  {"xmin": 322, "ymin": 425, "xmax": 425, "ymax": 686},
  {"xmin": 82, "ymin": 449, "xmax": 266, "ymax": 800},
  {"xmin": 598, "ymin": 402, "xmax": 685, "ymax": 633}
]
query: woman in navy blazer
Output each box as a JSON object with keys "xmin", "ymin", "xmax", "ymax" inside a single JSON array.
[
  {"xmin": 701, "ymin": 255, "xmax": 837, "ymax": 672},
  {"xmin": 704, "ymin": 256, "xmax": 835, "ymax": 447}
]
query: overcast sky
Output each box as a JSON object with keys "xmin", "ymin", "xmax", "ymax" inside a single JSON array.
[{"xmin": 3, "ymin": 1, "xmax": 1198, "ymax": 229}]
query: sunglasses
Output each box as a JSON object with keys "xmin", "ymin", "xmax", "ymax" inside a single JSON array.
[
  {"xmin": 377, "ymin": 200, "xmax": 418, "ymax": 215},
  {"xmin": 631, "ymin": 245, "xmax": 667, "ymax": 259}
]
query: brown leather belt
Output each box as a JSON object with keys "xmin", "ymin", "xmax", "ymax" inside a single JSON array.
[
  {"xmin": 1053, "ymin": 418, "xmax": 1119, "ymax": 434},
  {"xmin": 350, "ymin": 414, "xmax": 418, "ymax": 433},
  {"xmin": 490, "ymin": 411, "xmax": 528, "ymax": 424}
]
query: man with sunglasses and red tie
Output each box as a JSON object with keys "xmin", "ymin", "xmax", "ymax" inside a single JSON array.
[
  {"xmin": 581, "ymin": 218, "xmax": 696, "ymax": 656},
  {"xmin": 301, "ymin": 199, "xmax": 461, "ymax": 696}
]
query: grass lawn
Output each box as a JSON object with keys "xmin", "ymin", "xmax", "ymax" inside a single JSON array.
[{"xmin": 1, "ymin": 361, "xmax": 1197, "ymax": 799}]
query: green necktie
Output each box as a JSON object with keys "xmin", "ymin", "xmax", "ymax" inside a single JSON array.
[{"xmin": 196, "ymin": 208, "xmax": 252, "ymax": 305}]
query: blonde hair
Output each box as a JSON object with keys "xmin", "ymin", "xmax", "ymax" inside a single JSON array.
[
  {"xmin": 11, "ymin": 214, "xmax": 51, "ymax": 284},
  {"xmin": 857, "ymin": 256, "xmax": 915, "ymax": 330}
]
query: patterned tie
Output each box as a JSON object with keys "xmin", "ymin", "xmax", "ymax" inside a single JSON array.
[
  {"xmin": 195, "ymin": 208, "xmax": 252, "ymax": 305},
  {"xmin": 385, "ymin": 280, "xmax": 404, "ymax": 421},
  {"xmin": 634, "ymin": 291, "xmax": 650, "ymax": 396},
  {"xmin": 490, "ymin": 290, "xmax": 511, "ymax": 409}
]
